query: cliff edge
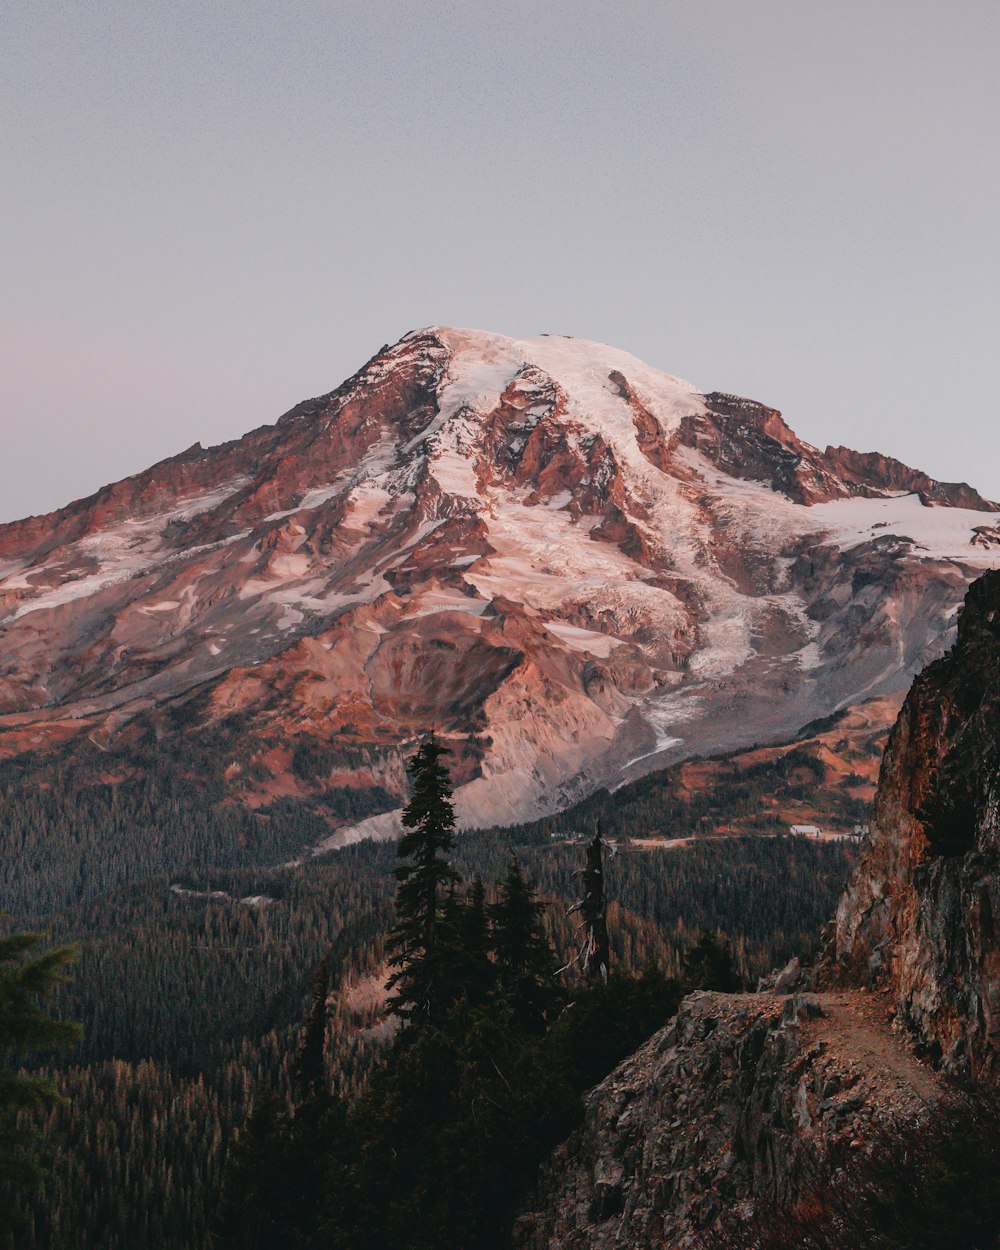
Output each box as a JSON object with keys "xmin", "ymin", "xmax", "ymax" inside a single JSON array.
[{"xmin": 830, "ymin": 566, "xmax": 1000, "ymax": 1077}]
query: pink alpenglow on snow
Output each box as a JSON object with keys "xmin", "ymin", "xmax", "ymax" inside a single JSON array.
[{"xmin": 0, "ymin": 327, "xmax": 997, "ymax": 838}]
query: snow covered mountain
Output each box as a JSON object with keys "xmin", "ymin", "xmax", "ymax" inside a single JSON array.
[{"xmin": 1, "ymin": 326, "xmax": 998, "ymax": 835}]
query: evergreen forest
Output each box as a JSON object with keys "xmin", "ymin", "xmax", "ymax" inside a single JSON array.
[{"xmin": 0, "ymin": 734, "xmax": 857, "ymax": 1248}]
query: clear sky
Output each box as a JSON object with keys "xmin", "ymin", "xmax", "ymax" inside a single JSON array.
[{"xmin": 2, "ymin": 1, "xmax": 998, "ymax": 522}]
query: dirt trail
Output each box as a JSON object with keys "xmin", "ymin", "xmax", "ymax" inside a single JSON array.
[{"xmin": 806, "ymin": 989, "xmax": 944, "ymax": 1111}]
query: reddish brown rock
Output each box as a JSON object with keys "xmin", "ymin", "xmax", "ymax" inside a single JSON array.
[
  {"xmin": 829, "ymin": 568, "xmax": 1000, "ymax": 1077},
  {"xmin": 0, "ymin": 327, "xmax": 997, "ymax": 834}
]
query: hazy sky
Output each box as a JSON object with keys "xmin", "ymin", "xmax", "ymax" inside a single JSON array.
[{"xmin": 2, "ymin": 1, "xmax": 998, "ymax": 522}]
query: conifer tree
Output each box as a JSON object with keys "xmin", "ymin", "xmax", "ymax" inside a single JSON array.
[
  {"xmin": 0, "ymin": 932, "xmax": 80, "ymax": 1234},
  {"xmin": 215, "ymin": 960, "xmax": 345, "ymax": 1250},
  {"xmin": 293, "ymin": 958, "xmax": 330, "ymax": 1105},
  {"xmin": 490, "ymin": 858, "xmax": 559, "ymax": 1032},
  {"xmin": 387, "ymin": 736, "xmax": 460, "ymax": 1024},
  {"xmin": 432, "ymin": 876, "xmax": 495, "ymax": 1014},
  {"xmin": 464, "ymin": 875, "xmax": 489, "ymax": 956},
  {"xmin": 683, "ymin": 929, "xmax": 741, "ymax": 992},
  {"xmin": 459, "ymin": 875, "xmax": 495, "ymax": 1007},
  {"xmin": 211, "ymin": 1093, "xmax": 296, "ymax": 1250},
  {"xmin": 290, "ymin": 958, "xmax": 340, "ymax": 1242}
]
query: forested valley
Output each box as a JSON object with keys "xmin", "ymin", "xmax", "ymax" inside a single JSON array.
[{"xmin": 0, "ymin": 733, "xmax": 856, "ymax": 1249}]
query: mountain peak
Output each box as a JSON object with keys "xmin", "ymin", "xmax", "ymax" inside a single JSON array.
[{"xmin": 1, "ymin": 328, "xmax": 999, "ymax": 834}]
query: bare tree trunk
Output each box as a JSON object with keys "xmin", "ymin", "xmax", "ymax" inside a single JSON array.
[{"xmin": 582, "ymin": 823, "xmax": 610, "ymax": 982}]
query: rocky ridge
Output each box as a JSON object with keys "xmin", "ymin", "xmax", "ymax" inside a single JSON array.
[
  {"xmin": 517, "ymin": 568, "xmax": 1000, "ymax": 1248},
  {"xmin": 516, "ymin": 989, "xmax": 941, "ymax": 1249},
  {"xmin": 1, "ymin": 327, "xmax": 998, "ymax": 836}
]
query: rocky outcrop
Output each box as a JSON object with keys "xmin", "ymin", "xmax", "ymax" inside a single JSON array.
[
  {"xmin": 829, "ymin": 567, "xmax": 1000, "ymax": 1077},
  {"xmin": 684, "ymin": 393, "xmax": 849, "ymax": 505},
  {"xmin": 683, "ymin": 394, "xmax": 997, "ymax": 512},
  {"xmin": 516, "ymin": 989, "xmax": 941, "ymax": 1249},
  {"xmin": 823, "ymin": 444, "xmax": 998, "ymax": 512}
]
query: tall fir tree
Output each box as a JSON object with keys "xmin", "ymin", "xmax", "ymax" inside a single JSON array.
[
  {"xmin": 290, "ymin": 957, "xmax": 341, "ymax": 1245},
  {"xmin": 215, "ymin": 959, "xmax": 347, "ymax": 1250},
  {"xmin": 387, "ymin": 736, "xmax": 460, "ymax": 1024},
  {"xmin": 293, "ymin": 958, "xmax": 330, "ymax": 1106},
  {"xmin": 458, "ymin": 874, "xmax": 495, "ymax": 1007},
  {"xmin": 211, "ymin": 1092, "xmax": 297, "ymax": 1250},
  {"xmin": 490, "ymin": 858, "xmax": 560, "ymax": 1032},
  {"xmin": 0, "ymin": 932, "xmax": 80, "ymax": 1235},
  {"xmin": 432, "ymin": 878, "xmax": 494, "ymax": 1015}
]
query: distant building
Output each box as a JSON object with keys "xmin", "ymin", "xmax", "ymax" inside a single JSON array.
[{"xmin": 790, "ymin": 824, "xmax": 822, "ymax": 837}]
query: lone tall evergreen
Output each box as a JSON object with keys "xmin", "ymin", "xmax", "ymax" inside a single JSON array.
[
  {"xmin": 293, "ymin": 958, "xmax": 330, "ymax": 1104},
  {"xmin": 387, "ymin": 736, "xmax": 460, "ymax": 1023},
  {"xmin": 214, "ymin": 958, "xmax": 344, "ymax": 1250}
]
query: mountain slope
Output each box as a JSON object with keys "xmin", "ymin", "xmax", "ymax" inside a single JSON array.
[{"xmin": 1, "ymin": 327, "xmax": 998, "ymax": 834}]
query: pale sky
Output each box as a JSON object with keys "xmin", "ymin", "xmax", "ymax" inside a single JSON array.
[{"xmin": 2, "ymin": 1, "xmax": 998, "ymax": 522}]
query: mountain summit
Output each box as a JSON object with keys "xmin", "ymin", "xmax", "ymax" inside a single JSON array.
[{"xmin": 1, "ymin": 327, "xmax": 998, "ymax": 833}]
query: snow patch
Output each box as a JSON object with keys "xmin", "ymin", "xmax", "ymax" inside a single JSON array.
[
  {"xmin": 401, "ymin": 589, "xmax": 490, "ymax": 619},
  {"xmin": 543, "ymin": 621, "xmax": 623, "ymax": 658},
  {"xmin": 0, "ymin": 479, "xmax": 251, "ymax": 622},
  {"xmin": 809, "ymin": 493, "xmax": 1000, "ymax": 563},
  {"xmin": 619, "ymin": 737, "xmax": 683, "ymax": 774}
]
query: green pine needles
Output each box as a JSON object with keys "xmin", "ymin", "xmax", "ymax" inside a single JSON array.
[
  {"xmin": 387, "ymin": 736, "xmax": 461, "ymax": 1024},
  {"xmin": 0, "ymin": 931, "xmax": 80, "ymax": 1233}
]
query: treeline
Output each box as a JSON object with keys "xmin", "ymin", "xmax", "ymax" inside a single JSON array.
[
  {"xmin": 38, "ymin": 836, "xmax": 852, "ymax": 1074},
  {"xmin": 21, "ymin": 1058, "xmax": 241, "ymax": 1250},
  {"xmin": 44, "ymin": 847, "xmax": 396, "ymax": 1071},
  {"xmin": 0, "ymin": 753, "xmax": 321, "ymax": 918},
  {"xmin": 0, "ymin": 709, "xmax": 867, "ymax": 924},
  {"xmin": 0, "ymin": 723, "xmax": 396, "ymax": 919},
  {"xmin": 455, "ymin": 832, "xmax": 854, "ymax": 979},
  {"xmin": 499, "ymin": 744, "xmax": 870, "ymax": 844}
]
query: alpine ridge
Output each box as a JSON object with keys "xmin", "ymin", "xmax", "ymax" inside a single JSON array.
[{"xmin": 1, "ymin": 326, "xmax": 998, "ymax": 839}]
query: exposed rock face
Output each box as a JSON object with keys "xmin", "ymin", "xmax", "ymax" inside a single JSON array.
[
  {"xmin": 686, "ymin": 393, "xmax": 998, "ymax": 511},
  {"xmin": 516, "ymin": 990, "xmax": 942, "ymax": 1250},
  {"xmin": 830, "ymin": 567, "xmax": 1000, "ymax": 1077},
  {"xmin": 822, "ymin": 444, "xmax": 998, "ymax": 512},
  {"xmin": 1, "ymin": 327, "xmax": 997, "ymax": 835}
]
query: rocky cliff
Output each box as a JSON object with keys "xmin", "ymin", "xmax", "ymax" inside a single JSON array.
[
  {"xmin": 518, "ymin": 568, "xmax": 1000, "ymax": 1248},
  {"xmin": 830, "ymin": 566, "xmax": 1000, "ymax": 1077},
  {"xmin": 516, "ymin": 989, "xmax": 941, "ymax": 1249}
]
